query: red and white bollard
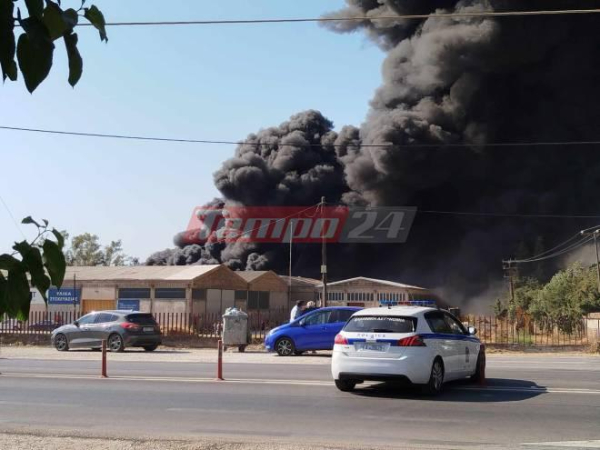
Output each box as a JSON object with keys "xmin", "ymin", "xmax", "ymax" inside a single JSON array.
[
  {"xmin": 101, "ymin": 339, "xmax": 108, "ymax": 378},
  {"xmin": 216, "ymin": 339, "xmax": 224, "ymax": 381}
]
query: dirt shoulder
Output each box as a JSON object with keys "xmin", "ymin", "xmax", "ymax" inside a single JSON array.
[{"xmin": 0, "ymin": 429, "xmax": 508, "ymax": 450}]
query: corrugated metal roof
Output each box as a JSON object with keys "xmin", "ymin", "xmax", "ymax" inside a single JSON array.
[
  {"xmin": 318, "ymin": 276, "xmax": 427, "ymax": 290},
  {"xmin": 63, "ymin": 265, "xmax": 222, "ymax": 281}
]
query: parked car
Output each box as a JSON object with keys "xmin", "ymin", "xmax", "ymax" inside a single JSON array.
[
  {"xmin": 0, "ymin": 318, "xmax": 23, "ymax": 331},
  {"xmin": 29, "ymin": 319, "xmax": 62, "ymax": 332},
  {"xmin": 264, "ymin": 307, "xmax": 361, "ymax": 356},
  {"xmin": 51, "ymin": 310, "xmax": 162, "ymax": 352},
  {"xmin": 331, "ymin": 306, "xmax": 485, "ymax": 394}
]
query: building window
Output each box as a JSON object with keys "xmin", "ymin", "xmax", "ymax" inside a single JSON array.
[
  {"xmin": 192, "ymin": 289, "xmax": 206, "ymax": 300},
  {"xmin": 118, "ymin": 288, "xmax": 150, "ymax": 299},
  {"xmin": 155, "ymin": 288, "xmax": 186, "ymax": 299},
  {"xmin": 248, "ymin": 291, "xmax": 269, "ymax": 310},
  {"xmin": 234, "ymin": 290, "xmax": 247, "ymax": 300}
]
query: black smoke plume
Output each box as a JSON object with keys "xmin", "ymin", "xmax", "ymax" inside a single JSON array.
[{"xmin": 148, "ymin": 1, "xmax": 600, "ymax": 310}]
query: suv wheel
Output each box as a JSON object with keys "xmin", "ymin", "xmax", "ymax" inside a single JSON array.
[
  {"xmin": 108, "ymin": 333, "xmax": 125, "ymax": 352},
  {"xmin": 54, "ymin": 333, "xmax": 69, "ymax": 352}
]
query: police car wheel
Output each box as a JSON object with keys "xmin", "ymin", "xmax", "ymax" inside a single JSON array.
[
  {"xmin": 423, "ymin": 358, "xmax": 444, "ymax": 395},
  {"xmin": 470, "ymin": 350, "xmax": 485, "ymax": 382},
  {"xmin": 335, "ymin": 379, "xmax": 356, "ymax": 392}
]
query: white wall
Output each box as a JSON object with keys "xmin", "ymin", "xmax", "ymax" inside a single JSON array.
[
  {"xmin": 206, "ymin": 289, "xmax": 234, "ymax": 315},
  {"xmin": 153, "ymin": 300, "xmax": 186, "ymax": 314},
  {"xmin": 82, "ymin": 286, "xmax": 116, "ymax": 300}
]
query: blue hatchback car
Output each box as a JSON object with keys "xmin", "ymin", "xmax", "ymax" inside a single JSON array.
[{"xmin": 264, "ymin": 307, "xmax": 361, "ymax": 356}]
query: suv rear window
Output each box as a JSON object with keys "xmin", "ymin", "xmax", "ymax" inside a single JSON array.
[
  {"xmin": 343, "ymin": 316, "xmax": 416, "ymax": 333},
  {"xmin": 126, "ymin": 313, "xmax": 157, "ymax": 325}
]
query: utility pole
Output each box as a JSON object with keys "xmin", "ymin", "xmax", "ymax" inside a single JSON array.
[
  {"xmin": 73, "ymin": 273, "xmax": 77, "ymax": 317},
  {"xmin": 502, "ymin": 260, "xmax": 517, "ymax": 304},
  {"xmin": 288, "ymin": 221, "xmax": 293, "ymax": 310},
  {"xmin": 581, "ymin": 228, "xmax": 600, "ymax": 292},
  {"xmin": 320, "ymin": 196, "xmax": 328, "ymax": 307}
]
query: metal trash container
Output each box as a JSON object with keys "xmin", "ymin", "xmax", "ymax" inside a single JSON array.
[{"xmin": 222, "ymin": 307, "xmax": 249, "ymax": 352}]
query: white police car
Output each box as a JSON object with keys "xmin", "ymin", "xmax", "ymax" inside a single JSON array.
[{"xmin": 331, "ymin": 306, "xmax": 485, "ymax": 394}]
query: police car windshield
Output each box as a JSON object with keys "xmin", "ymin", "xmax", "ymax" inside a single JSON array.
[{"xmin": 344, "ymin": 316, "xmax": 416, "ymax": 333}]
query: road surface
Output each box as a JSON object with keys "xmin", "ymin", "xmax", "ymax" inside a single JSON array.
[{"xmin": 0, "ymin": 351, "xmax": 599, "ymax": 449}]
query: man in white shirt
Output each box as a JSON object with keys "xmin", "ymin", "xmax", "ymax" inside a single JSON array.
[{"xmin": 290, "ymin": 300, "xmax": 306, "ymax": 322}]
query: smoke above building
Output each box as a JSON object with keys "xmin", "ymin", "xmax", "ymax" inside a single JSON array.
[{"xmin": 147, "ymin": 0, "xmax": 600, "ymax": 308}]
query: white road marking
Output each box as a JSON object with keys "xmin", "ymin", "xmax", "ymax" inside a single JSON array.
[
  {"xmin": 3, "ymin": 372, "xmax": 600, "ymax": 395},
  {"xmin": 166, "ymin": 408, "xmax": 266, "ymax": 414},
  {"xmin": 523, "ymin": 440, "xmax": 600, "ymax": 448}
]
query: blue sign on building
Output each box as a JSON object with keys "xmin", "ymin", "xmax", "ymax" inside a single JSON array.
[
  {"xmin": 117, "ymin": 299, "xmax": 140, "ymax": 311},
  {"xmin": 48, "ymin": 288, "xmax": 81, "ymax": 305}
]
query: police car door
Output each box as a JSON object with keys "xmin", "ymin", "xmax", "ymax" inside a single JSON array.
[
  {"xmin": 424, "ymin": 312, "xmax": 459, "ymax": 377},
  {"xmin": 443, "ymin": 312, "xmax": 475, "ymax": 376}
]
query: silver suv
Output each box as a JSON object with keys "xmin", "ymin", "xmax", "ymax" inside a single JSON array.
[{"xmin": 51, "ymin": 310, "xmax": 162, "ymax": 352}]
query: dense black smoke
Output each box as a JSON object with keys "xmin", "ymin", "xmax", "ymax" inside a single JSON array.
[
  {"xmin": 147, "ymin": 111, "xmax": 349, "ymax": 271},
  {"xmin": 148, "ymin": 1, "xmax": 600, "ymax": 310}
]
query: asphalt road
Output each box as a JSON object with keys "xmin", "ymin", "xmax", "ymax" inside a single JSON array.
[{"xmin": 1, "ymin": 353, "xmax": 599, "ymax": 449}]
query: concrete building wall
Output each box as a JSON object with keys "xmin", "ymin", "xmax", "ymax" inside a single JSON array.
[
  {"xmin": 206, "ymin": 289, "xmax": 235, "ymax": 314},
  {"xmin": 270, "ymin": 292, "xmax": 288, "ymax": 310},
  {"xmin": 153, "ymin": 300, "xmax": 186, "ymax": 314}
]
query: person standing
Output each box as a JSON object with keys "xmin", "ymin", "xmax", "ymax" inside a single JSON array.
[{"xmin": 290, "ymin": 300, "xmax": 305, "ymax": 322}]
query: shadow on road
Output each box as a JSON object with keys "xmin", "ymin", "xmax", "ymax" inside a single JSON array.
[{"xmin": 350, "ymin": 378, "xmax": 547, "ymax": 403}]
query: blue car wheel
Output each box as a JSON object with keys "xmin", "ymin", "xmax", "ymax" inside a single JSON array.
[{"xmin": 275, "ymin": 337, "xmax": 295, "ymax": 356}]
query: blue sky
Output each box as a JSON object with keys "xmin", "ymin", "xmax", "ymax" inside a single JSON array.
[{"xmin": 0, "ymin": 0, "xmax": 384, "ymax": 259}]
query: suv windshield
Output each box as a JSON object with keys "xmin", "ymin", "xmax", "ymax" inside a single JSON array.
[
  {"xmin": 343, "ymin": 316, "xmax": 416, "ymax": 333},
  {"xmin": 126, "ymin": 314, "xmax": 157, "ymax": 325}
]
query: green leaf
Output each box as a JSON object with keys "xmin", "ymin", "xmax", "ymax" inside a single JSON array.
[
  {"xmin": 21, "ymin": 215, "xmax": 41, "ymax": 227},
  {"xmin": 84, "ymin": 5, "xmax": 107, "ymax": 42},
  {"xmin": 43, "ymin": 239, "xmax": 66, "ymax": 287},
  {"xmin": 0, "ymin": 254, "xmax": 22, "ymax": 271},
  {"xmin": 17, "ymin": 17, "xmax": 55, "ymax": 93},
  {"xmin": 51, "ymin": 228, "xmax": 65, "ymax": 249},
  {"xmin": 0, "ymin": 0, "xmax": 17, "ymax": 81},
  {"xmin": 63, "ymin": 8, "xmax": 78, "ymax": 29},
  {"xmin": 5, "ymin": 267, "xmax": 31, "ymax": 321},
  {"xmin": 42, "ymin": 218, "xmax": 49, "ymax": 227},
  {"xmin": 25, "ymin": 0, "xmax": 44, "ymax": 19},
  {"xmin": 14, "ymin": 242, "xmax": 49, "ymax": 302},
  {"xmin": 42, "ymin": 1, "xmax": 68, "ymax": 40},
  {"xmin": 64, "ymin": 32, "xmax": 82, "ymax": 87}
]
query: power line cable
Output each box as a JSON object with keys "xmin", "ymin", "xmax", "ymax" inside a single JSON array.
[
  {"xmin": 0, "ymin": 194, "xmax": 26, "ymax": 240},
  {"xmin": 65, "ymin": 9, "xmax": 600, "ymax": 28},
  {"xmin": 512, "ymin": 232, "xmax": 584, "ymax": 262},
  {"xmin": 2, "ymin": 125, "xmax": 600, "ymax": 149},
  {"xmin": 512, "ymin": 235, "xmax": 595, "ymax": 264}
]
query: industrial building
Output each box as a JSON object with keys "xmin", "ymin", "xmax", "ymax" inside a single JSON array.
[
  {"xmin": 31, "ymin": 267, "xmax": 436, "ymax": 315},
  {"xmin": 316, "ymin": 276, "xmax": 437, "ymax": 308},
  {"xmin": 279, "ymin": 275, "xmax": 321, "ymax": 303},
  {"xmin": 45, "ymin": 265, "xmax": 288, "ymax": 315}
]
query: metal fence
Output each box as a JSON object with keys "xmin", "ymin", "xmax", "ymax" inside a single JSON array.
[
  {"xmin": 2, "ymin": 311, "xmax": 599, "ymax": 347},
  {"xmin": 0, "ymin": 309, "xmax": 291, "ymax": 341},
  {"xmin": 462, "ymin": 315, "xmax": 600, "ymax": 346}
]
